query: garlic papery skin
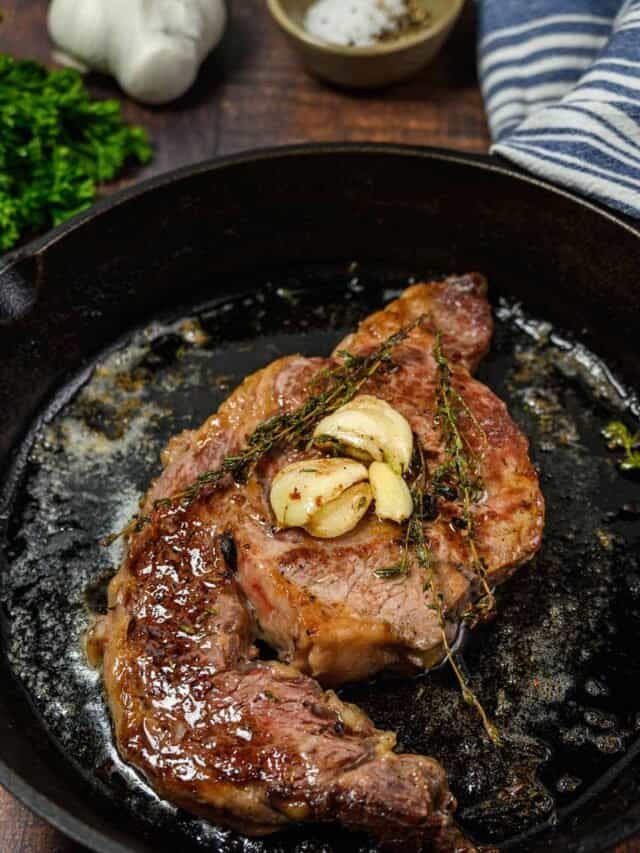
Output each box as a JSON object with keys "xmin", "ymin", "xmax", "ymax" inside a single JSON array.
[
  {"xmin": 369, "ymin": 462, "xmax": 413, "ymax": 523},
  {"xmin": 313, "ymin": 395, "xmax": 413, "ymax": 474},
  {"xmin": 270, "ymin": 458, "xmax": 369, "ymax": 530},
  {"xmin": 48, "ymin": 0, "xmax": 227, "ymax": 105},
  {"xmin": 305, "ymin": 482, "xmax": 373, "ymax": 539}
]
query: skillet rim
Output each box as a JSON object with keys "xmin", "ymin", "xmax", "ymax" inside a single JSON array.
[
  {"xmin": 2, "ymin": 141, "xmax": 640, "ymax": 274},
  {"xmin": 1, "ymin": 141, "xmax": 639, "ymax": 853}
]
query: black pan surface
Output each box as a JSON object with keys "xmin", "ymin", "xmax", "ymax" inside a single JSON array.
[{"xmin": 1, "ymin": 145, "xmax": 640, "ymax": 853}]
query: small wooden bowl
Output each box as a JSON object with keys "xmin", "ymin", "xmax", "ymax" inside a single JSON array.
[{"xmin": 266, "ymin": 0, "xmax": 465, "ymax": 89}]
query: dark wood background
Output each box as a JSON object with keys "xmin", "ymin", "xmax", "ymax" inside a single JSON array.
[{"xmin": 0, "ymin": 2, "xmax": 635, "ymax": 852}]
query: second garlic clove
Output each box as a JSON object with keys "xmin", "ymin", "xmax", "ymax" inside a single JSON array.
[{"xmin": 369, "ymin": 461, "xmax": 413, "ymax": 523}]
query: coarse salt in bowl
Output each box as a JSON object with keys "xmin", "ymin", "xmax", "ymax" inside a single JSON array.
[
  {"xmin": 266, "ymin": 0, "xmax": 465, "ymax": 89},
  {"xmin": 304, "ymin": 0, "xmax": 412, "ymax": 48}
]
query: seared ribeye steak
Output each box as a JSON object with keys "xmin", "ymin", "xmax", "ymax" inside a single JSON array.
[
  {"xmin": 140, "ymin": 275, "xmax": 543, "ymax": 684},
  {"xmin": 93, "ymin": 275, "xmax": 543, "ymax": 848}
]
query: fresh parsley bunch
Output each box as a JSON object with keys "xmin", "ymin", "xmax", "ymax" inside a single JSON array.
[{"xmin": 0, "ymin": 55, "xmax": 152, "ymax": 252}]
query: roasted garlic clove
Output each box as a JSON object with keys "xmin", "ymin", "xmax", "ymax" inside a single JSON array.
[
  {"xmin": 312, "ymin": 394, "xmax": 413, "ymax": 474},
  {"xmin": 305, "ymin": 482, "xmax": 373, "ymax": 539},
  {"xmin": 270, "ymin": 458, "xmax": 369, "ymax": 529},
  {"xmin": 369, "ymin": 461, "xmax": 413, "ymax": 523}
]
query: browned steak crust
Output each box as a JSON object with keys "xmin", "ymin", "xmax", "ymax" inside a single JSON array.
[{"xmin": 94, "ymin": 496, "xmax": 464, "ymax": 848}]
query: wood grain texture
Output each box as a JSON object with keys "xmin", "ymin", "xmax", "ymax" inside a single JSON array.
[
  {"xmin": 0, "ymin": 2, "xmax": 634, "ymax": 853},
  {"xmin": 0, "ymin": 0, "xmax": 490, "ymax": 176}
]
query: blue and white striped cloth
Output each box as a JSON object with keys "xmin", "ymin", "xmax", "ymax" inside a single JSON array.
[{"xmin": 479, "ymin": 0, "xmax": 640, "ymax": 218}]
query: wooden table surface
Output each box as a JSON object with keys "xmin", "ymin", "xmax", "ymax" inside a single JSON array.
[{"xmin": 0, "ymin": 2, "xmax": 635, "ymax": 852}]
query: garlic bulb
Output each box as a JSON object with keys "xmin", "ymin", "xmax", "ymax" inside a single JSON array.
[
  {"xmin": 368, "ymin": 462, "xmax": 413, "ymax": 523},
  {"xmin": 313, "ymin": 395, "xmax": 413, "ymax": 474},
  {"xmin": 48, "ymin": 0, "xmax": 227, "ymax": 105},
  {"xmin": 270, "ymin": 458, "xmax": 369, "ymax": 532}
]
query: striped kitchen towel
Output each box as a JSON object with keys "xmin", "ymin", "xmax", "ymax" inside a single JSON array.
[{"xmin": 479, "ymin": 0, "xmax": 640, "ymax": 218}]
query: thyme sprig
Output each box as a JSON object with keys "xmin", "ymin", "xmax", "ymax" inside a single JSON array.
[
  {"xmin": 432, "ymin": 333, "xmax": 495, "ymax": 623},
  {"xmin": 379, "ymin": 440, "xmax": 500, "ymax": 744},
  {"xmin": 374, "ymin": 332, "xmax": 500, "ymax": 745},
  {"xmin": 418, "ymin": 517, "xmax": 501, "ymax": 746},
  {"xmin": 603, "ymin": 420, "xmax": 640, "ymax": 471},
  {"xmin": 102, "ymin": 317, "xmax": 424, "ymax": 546}
]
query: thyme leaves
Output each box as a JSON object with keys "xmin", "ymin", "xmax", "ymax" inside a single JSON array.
[
  {"xmin": 373, "ymin": 439, "xmax": 430, "ymax": 579},
  {"xmin": 603, "ymin": 420, "xmax": 640, "ymax": 471},
  {"xmin": 432, "ymin": 332, "xmax": 495, "ymax": 623},
  {"xmin": 430, "ymin": 334, "xmax": 499, "ymax": 740},
  {"xmin": 373, "ymin": 563, "xmax": 407, "ymax": 579},
  {"xmin": 165, "ymin": 319, "xmax": 422, "ymax": 507},
  {"xmin": 374, "ymin": 331, "xmax": 500, "ymax": 745},
  {"xmin": 397, "ymin": 452, "xmax": 501, "ymax": 745},
  {"xmin": 102, "ymin": 316, "xmax": 424, "ymax": 546}
]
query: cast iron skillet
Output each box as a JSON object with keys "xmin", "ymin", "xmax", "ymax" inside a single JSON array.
[{"xmin": 1, "ymin": 144, "xmax": 640, "ymax": 853}]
